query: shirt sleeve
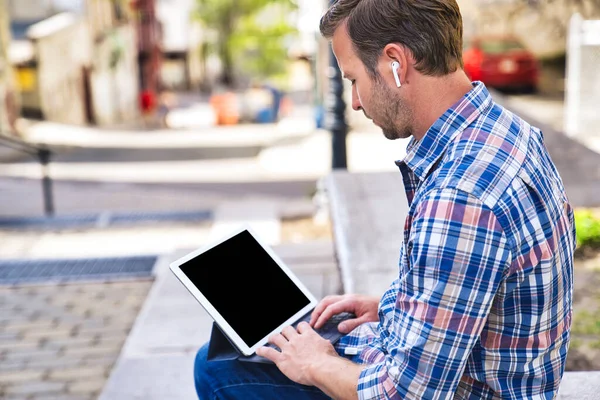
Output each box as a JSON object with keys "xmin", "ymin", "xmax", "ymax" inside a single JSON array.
[{"xmin": 357, "ymin": 188, "xmax": 511, "ymax": 400}]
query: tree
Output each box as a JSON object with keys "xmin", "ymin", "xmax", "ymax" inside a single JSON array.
[
  {"xmin": 195, "ymin": 0, "xmax": 298, "ymax": 87},
  {"xmin": 229, "ymin": 16, "xmax": 297, "ymax": 81}
]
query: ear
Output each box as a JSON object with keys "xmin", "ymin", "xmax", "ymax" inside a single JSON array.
[{"xmin": 380, "ymin": 43, "xmax": 410, "ymax": 86}]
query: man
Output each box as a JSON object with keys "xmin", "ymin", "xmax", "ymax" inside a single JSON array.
[{"xmin": 194, "ymin": 0, "xmax": 576, "ymax": 398}]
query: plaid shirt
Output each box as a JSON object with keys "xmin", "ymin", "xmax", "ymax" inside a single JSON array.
[{"xmin": 334, "ymin": 82, "xmax": 575, "ymax": 399}]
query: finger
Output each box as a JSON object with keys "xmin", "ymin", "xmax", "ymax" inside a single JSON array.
[
  {"xmin": 310, "ymin": 296, "xmax": 340, "ymax": 325},
  {"xmin": 297, "ymin": 321, "xmax": 314, "ymax": 334},
  {"xmin": 310, "ymin": 295, "xmax": 343, "ymax": 326},
  {"xmin": 314, "ymin": 302, "xmax": 348, "ymax": 329},
  {"xmin": 256, "ymin": 346, "xmax": 283, "ymax": 363},
  {"xmin": 281, "ymin": 326, "xmax": 298, "ymax": 340},
  {"xmin": 338, "ymin": 316, "xmax": 370, "ymax": 334},
  {"xmin": 268, "ymin": 333, "xmax": 288, "ymax": 349}
]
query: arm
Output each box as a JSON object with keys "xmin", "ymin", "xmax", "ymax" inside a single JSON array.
[
  {"xmin": 357, "ymin": 188, "xmax": 511, "ymax": 399},
  {"xmin": 310, "ymin": 352, "xmax": 363, "ymax": 400},
  {"xmin": 259, "ymin": 188, "xmax": 510, "ymax": 399}
]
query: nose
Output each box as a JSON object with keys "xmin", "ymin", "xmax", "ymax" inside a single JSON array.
[{"xmin": 351, "ymin": 86, "xmax": 362, "ymax": 111}]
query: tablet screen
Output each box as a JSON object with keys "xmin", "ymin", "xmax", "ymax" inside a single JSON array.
[{"xmin": 179, "ymin": 229, "xmax": 312, "ymax": 347}]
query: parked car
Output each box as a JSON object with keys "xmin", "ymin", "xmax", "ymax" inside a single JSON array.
[{"xmin": 463, "ymin": 36, "xmax": 539, "ymax": 93}]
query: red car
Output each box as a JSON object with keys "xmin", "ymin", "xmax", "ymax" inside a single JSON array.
[{"xmin": 463, "ymin": 36, "xmax": 539, "ymax": 93}]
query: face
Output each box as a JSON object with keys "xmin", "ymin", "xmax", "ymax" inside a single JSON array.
[{"xmin": 332, "ymin": 25, "xmax": 414, "ymax": 140}]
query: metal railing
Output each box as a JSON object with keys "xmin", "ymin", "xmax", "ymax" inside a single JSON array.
[{"xmin": 0, "ymin": 133, "xmax": 55, "ymax": 216}]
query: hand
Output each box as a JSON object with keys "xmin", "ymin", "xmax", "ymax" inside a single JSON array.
[
  {"xmin": 310, "ymin": 294, "xmax": 379, "ymax": 334},
  {"xmin": 256, "ymin": 322, "xmax": 338, "ymax": 386}
]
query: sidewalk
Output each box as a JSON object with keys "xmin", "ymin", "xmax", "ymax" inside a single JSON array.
[
  {"xmin": 0, "ymin": 147, "xmax": 25, "ymax": 163},
  {"xmin": 3, "ymin": 92, "xmax": 599, "ymax": 190},
  {"xmin": 0, "ymin": 279, "xmax": 154, "ymax": 399},
  {"xmin": 0, "ymin": 209, "xmax": 217, "ymax": 399},
  {"xmin": 502, "ymin": 93, "xmax": 600, "ymax": 156},
  {"xmin": 19, "ymin": 119, "xmax": 308, "ymax": 150},
  {"xmin": 0, "ymin": 209, "xmax": 336, "ymax": 399},
  {"xmin": 0, "ymin": 124, "xmax": 410, "ymax": 184}
]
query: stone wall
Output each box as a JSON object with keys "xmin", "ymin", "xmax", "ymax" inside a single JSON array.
[
  {"xmin": 32, "ymin": 15, "xmax": 91, "ymax": 125},
  {"xmin": 89, "ymin": 24, "xmax": 140, "ymax": 126}
]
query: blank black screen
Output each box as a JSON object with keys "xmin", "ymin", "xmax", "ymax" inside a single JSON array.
[{"xmin": 180, "ymin": 230, "xmax": 311, "ymax": 347}]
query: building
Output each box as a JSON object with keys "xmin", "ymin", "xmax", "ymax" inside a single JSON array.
[
  {"xmin": 7, "ymin": 0, "xmax": 141, "ymax": 125},
  {"xmin": 156, "ymin": 0, "xmax": 204, "ymax": 91},
  {"xmin": 86, "ymin": 0, "xmax": 140, "ymax": 125},
  {"xmin": 130, "ymin": 0, "xmax": 161, "ymax": 113},
  {"xmin": 0, "ymin": 0, "xmax": 19, "ymax": 134}
]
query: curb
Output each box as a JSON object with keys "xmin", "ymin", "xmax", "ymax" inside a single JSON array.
[{"xmin": 0, "ymin": 146, "xmax": 31, "ymax": 163}]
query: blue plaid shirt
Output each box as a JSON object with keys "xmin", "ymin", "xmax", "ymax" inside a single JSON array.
[{"xmin": 334, "ymin": 82, "xmax": 576, "ymax": 399}]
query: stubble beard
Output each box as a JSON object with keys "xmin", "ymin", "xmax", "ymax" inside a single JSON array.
[{"xmin": 372, "ymin": 79, "xmax": 413, "ymax": 140}]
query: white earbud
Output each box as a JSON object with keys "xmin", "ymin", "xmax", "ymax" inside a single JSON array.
[{"xmin": 391, "ymin": 61, "xmax": 401, "ymax": 88}]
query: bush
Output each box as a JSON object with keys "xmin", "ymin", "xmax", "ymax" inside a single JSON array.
[{"xmin": 574, "ymin": 209, "xmax": 600, "ymax": 249}]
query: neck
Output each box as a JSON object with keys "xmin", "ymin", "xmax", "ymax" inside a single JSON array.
[{"xmin": 409, "ymin": 70, "xmax": 473, "ymax": 141}]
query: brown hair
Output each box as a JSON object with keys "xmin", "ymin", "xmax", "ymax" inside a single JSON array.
[{"xmin": 320, "ymin": 0, "xmax": 464, "ymax": 77}]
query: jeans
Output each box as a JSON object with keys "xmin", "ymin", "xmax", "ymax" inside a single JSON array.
[{"xmin": 194, "ymin": 343, "xmax": 331, "ymax": 400}]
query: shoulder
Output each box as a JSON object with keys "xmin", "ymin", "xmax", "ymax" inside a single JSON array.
[{"xmin": 432, "ymin": 102, "xmax": 531, "ymax": 210}]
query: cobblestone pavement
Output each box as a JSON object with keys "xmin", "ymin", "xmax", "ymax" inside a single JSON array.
[
  {"xmin": 0, "ymin": 280, "xmax": 153, "ymax": 400},
  {"xmin": 0, "ymin": 219, "xmax": 214, "ymax": 399}
]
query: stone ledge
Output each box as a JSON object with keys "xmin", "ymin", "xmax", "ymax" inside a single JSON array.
[{"xmin": 558, "ymin": 371, "xmax": 600, "ymax": 399}]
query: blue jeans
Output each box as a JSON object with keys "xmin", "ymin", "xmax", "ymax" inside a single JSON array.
[{"xmin": 194, "ymin": 343, "xmax": 331, "ymax": 399}]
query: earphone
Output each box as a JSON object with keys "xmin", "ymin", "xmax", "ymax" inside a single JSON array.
[{"xmin": 391, "ymin": 61, "xmax": 401, "ymax": 88}]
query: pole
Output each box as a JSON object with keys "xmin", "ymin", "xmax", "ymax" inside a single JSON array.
[
  {"xmin": 38, "ymin": 148, "xmax": 55, "ymax": 216},
  {"xmin": 326, "ymin": 0, "xmax": 347, "ymax": 170}
]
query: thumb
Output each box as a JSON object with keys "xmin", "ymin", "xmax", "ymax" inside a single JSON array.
[{"xmin": 338, "ymin": 317, "xmax": 367, "ymax": 334}]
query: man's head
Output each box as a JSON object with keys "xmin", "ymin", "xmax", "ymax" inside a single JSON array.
[{"xmin": 320, "ymin": 0, "xmax": 464, "ymax": 140}]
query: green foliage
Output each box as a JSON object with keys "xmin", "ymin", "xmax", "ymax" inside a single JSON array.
[
  {"xmin": 569, "ymin": 337, "xmax": 582, "ymax": 350},
  {"xmin": 230, "ymin": 17, "xmax": 296, "ymax": 80},
  {"xmin": 571, "ymin": 307, "xmax": 600, "ymax": 353},
  {"xmin": 574, "ymin": 209, "xmax": 600, "ymax": 249},
  {"xmin": 197, "ymin": 0, "xmax": 296, "ymax": 23},
  {"xmin": 195, "ymin": 0, "xmax": 298, "ymax": 85},
  {"xmin": 572, "ymin": 309, "xmax": 600, "ymax": 337}
]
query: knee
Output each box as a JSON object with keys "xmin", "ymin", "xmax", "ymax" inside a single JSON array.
[{"xmin": 194, "ymin": 343, "xmax": 213, "ymax": 399}]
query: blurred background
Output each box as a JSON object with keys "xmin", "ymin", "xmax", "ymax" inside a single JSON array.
[{"xmin": 0, "ymin": 0, "xmax": 600, "ymax": 399}]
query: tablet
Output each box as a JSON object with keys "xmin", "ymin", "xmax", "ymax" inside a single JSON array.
[{"xmin": 169, "ymin": 225, "xmax": 318, "ymax": 356}]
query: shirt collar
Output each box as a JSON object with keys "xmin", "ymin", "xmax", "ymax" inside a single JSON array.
[{"xmin": 395, "ymin": 81, "xmax": 494, "ymax": 181}]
